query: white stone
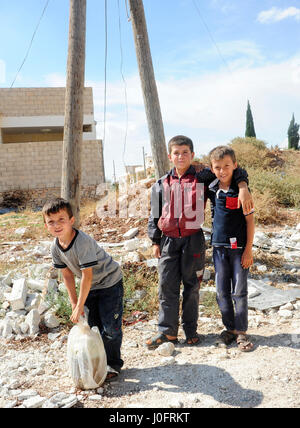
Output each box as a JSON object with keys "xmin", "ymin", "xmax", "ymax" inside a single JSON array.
[
  {"xmin": 20, "ymin": 322, "xmax": 29, "ymax": 334},
  {"xmin": 14, "ymin": 227, "xmax": 27, "ymax": 236},
  {"xmin": 43, "ymin": 312, "xmax": 60, "ymax": 329},
  {"xmin": 123, "ymin": 238, "xmax": 140, "ymax": 252},
  {"xmin": 2, "ymin": 272, "xmax": 13, "ymax": 286},
  {"xmin": 23, "ymin": 395, "xmax": 46, "ymax": 408},
  {"xmin": 160, "ymin": 356, "xmax": 176, "ymax": 365},
  {"xmin": 27, "ymin": 279, "xmax": 44, "ymax": 292},
  {"xmin": 18, "ymin": 390, "xmax": 38, "ymax": 400},
  {"xmin": 278, "ymin": 310, "xmax": 293, "ymax": 319},
  {"xmin": 257, "ymin": 265, "xmax": 268, "ymax": 273},
  {"xmin": 253, "ymin": 231, "xmax": 269, "ymax": 247},
  {"xmin": 248, "ymin": 286, "xmax": 261, "ymax": 299},
  {"xmin": 123, "ymin": 228, "xmax": 139, "ymax": 239},
  {"xmin": 89, "ymin": 395, "xmax": 103, "ymax": 401},
  {"xmin": 146, "ymin": 258, "xmax": 158, "ymax": 268},
  {"xmin": 25, "ymin": 309, "xmax": 40, "ymax": 335},
  {"xmin": 1, "ymin": 319, "xmax": 13, "ymax": 338},
  {"xmin": 156, "ymin": 342, "xmax": 175, "ymax": 357},
  {"xmin": 293, "ymin": 302, "xmax": 300, "ymax": 310},
  {"xmin": 169, "ymin": 399, "xmax": 184, "ymax": 408},
  {"xmin": 38, "ymin": 300, "xmax": 51, "ymax": 315},
  {"xmin": 61, "ymin": 396, "xmax": 78, "ymax": 408},
  {"xmin": 8, "ymin": 278, "xmax": 27, "ymax": 311},
  {"xmin": 290, "ymin": 233, "xmax": 300, "ymax": 242},
  {"xmin": 25, "ymin": 293, "xmax": 41, "ymax": 311},
  {"xmin": 280, "ymin": 302, "xmax": 294, "ymax": 311}
]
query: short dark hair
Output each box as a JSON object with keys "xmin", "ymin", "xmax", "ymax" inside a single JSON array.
[
  {"xmin": 42, "ymin": 197, "xmax": 73, "ymax": 221},
  {"xmin": 168, "ymin": 135, "xmax": 194, "ymax": 154},
  {"xmin": 209, "ymin": 145, "xmax": 237, "ymax": 164}
]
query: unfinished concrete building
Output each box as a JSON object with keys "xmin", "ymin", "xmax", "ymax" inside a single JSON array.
[{"xmin": 0, "ymin": 87, "xmax": 105, "ymax": 208}]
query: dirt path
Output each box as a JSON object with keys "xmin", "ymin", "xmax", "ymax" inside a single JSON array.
[{"xmin": 1, "ymin": 313, "xmax": 299, "ymax": 409}]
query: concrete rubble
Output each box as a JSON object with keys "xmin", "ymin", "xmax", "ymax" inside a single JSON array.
[
  {"xmin": 0, "ymin": 220, "xmax": 300, "ymax": 407},
  {"xmin": 1, "ymin": 225, "xmax": 300, "ymax": 341}
]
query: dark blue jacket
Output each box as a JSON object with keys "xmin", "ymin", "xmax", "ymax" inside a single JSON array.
[
  {"xmin": 208, "ymin": 178, "xmax": 247, "ymax": 248},
  {"xmin": 148, "ymin": 166, "xmax": 248, "ymax": 245}
]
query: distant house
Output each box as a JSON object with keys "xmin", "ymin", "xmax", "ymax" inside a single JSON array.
[{"xmin": 0, "ymin": 87, "xmax": 105, "ymax": 207}]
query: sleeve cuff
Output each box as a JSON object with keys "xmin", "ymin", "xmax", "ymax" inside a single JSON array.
[
  {"xmin": 53, "ymin": 263, "xmax": 67, "ymax": 269},
  {"xmin": 79, "ymin": 261, "xmax": 98, "ymax": 269}
]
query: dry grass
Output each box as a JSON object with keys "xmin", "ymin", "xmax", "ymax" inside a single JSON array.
[{"xmin": 198, "ymin": 140, "xmax": 300, "ymax": 226}]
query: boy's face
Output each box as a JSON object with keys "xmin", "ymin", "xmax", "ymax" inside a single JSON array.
[
  {"xmin": 210, "ymin": 155, "xmax": 237, "ymax": 186},
  {"xmin": 44, "ymin": 209, "xmax": 75, "ymax": 239},
  {"xmin": 168, "ymin": 144, "xmax": 194, "ymax": 174}
]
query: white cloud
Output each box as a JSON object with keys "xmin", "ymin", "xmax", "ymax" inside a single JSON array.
[
  {"xmin": 43, "ymin": 54, "xmax": 300, "ymax": 179},
  {"xmin": 44, "ymin": 72, "xmax": 66, "ymax": 87},
  {"xmin": 257, "ymin": 7, "xmax": 300, "ymax": 23}
]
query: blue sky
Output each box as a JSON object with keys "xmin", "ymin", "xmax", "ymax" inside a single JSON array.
[{"xmin": 1, "ymin": 0, "xmax": 300, "ymax": 179}]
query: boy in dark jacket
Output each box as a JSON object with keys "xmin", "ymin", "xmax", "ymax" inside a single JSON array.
[
  {"xmin": 208, "ymin": 146, "xmax": 255, "ymax": 351},
  {"xmin": 146, "ymin": 135, "xmax": 253, "ymax": 349}
]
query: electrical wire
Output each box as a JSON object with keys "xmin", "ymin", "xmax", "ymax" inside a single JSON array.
[
  {"xmin": 125, "ymin": 0, "xmax": 131, "ymax": 21},
  {"xmin": 10, "ymin": 0, "xmax": 50, "ymax": 88},
  {"xmin": 192, "ymin": 0, "xmax": 233, "ymax": 77},
  {"xmin": 117, "ymin": 0, "xmax": 129, "ymax": 168},
  {"xmin": 103, "ymin": 0, "xmax": 108, "ymax": 146}
]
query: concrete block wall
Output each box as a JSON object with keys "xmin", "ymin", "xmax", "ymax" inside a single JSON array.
[
  {"xmin": 0, "ymin": 87, "xmax": 94, "ymax": 117},
  {"xmin": 0, "ymin": 140, "xmax": 104, "ymax": 192}
]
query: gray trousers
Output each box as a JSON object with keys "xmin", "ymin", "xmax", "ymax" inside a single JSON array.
[{"xmin": 158, "ymin": 230, "xmax": 205, "ymax": 338}]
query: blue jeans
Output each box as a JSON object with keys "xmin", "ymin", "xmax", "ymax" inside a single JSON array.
[
  {"xmin": 84, "ymin": 279, "xmax": 124, "ymax": 372},
  {"xmin": 213, "ymin": 247, "xmax": 248, "ymax": 332}
]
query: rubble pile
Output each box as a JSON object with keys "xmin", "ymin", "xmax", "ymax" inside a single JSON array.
[{"xmin": 0, "ymin": 258, "xmax": 61, "ymax": 340}]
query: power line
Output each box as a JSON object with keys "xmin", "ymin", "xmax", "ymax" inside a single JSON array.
[
  {"xmin": 192, "ymin": 0, "xmax": 233, "ymax": 77},
  {"xmin": 10, "ymin": 0, "xmax": 50, "ymax": 88},
  {"xmin": 103, "ymin": 0, "xmax": 108, "ymax": 146},
  {"xmin": 117, "ymin": 0, "xmax": 129, "ymax": 168}
]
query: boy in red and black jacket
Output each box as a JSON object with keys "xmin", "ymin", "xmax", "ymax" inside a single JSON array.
[{"xmin": 146, "ymin": 135, "xmax": 253, "ymax": 349}]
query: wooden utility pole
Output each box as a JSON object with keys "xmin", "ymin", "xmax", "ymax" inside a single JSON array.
[
  {"xmin": 129, "ymin": 0, "xmax": 170, "ymax": 179},
  {"xmin": 61, "ymin": 0, "xmax": 86, "ymax": 227}
]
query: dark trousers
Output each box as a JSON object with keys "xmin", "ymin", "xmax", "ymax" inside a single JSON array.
[
  {"xmin": 213, "ymin": 247, "xmax": 248, "ymax": 332},
  {"xmin": 84, "ymin": 279, "xmax": 124, "ymax": 372},
  {"xmin": 158, "ymin": 230, "xmax": 205, "ymax": 338}
]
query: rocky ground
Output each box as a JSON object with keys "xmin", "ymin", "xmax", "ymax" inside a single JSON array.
[
  {"xmin": 0, "ymin": 312, "xmax": 299, "ymax": 409},
  {"xmin": 0, "ymin": 211, "xmax": 300, "ymax": 409}
]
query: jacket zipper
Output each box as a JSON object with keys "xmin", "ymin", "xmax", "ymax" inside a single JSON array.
[{"xmin": 177, "ymin": 177, "xmax": 181, "ymax": 237}]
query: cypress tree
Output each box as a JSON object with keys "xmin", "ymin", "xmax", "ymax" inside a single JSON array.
[
  {"xmin": 288, "ymin": 113, "xmax": 299, "ymax": 150},
  {"xmin": 245, "ymin": 100, "xmax": 256, "ymax": 138}
]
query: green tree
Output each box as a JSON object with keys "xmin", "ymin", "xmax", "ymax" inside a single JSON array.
[
  {"xmin": 288, "ymin": 113, "xmax": 299, "ymax": 150},
  {"xmin": 245, "ymin": 100, "xmax": 256, "ymax": 138}
]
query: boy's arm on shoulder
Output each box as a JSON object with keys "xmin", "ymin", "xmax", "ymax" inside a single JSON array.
[
  {"xmin": 233, "ymin": 167, "xmax": 254, "ymax": 214},
  {"xmin": 232, "ymin": 167, "xmax": 248, "ymax": 185},
  {"xmin": 237, "ymin": 182, "xmax": 254, "ymax": 214},
  {"xmin": 195, "ymin": 165, "xmax": 216, "ymax": 185}
]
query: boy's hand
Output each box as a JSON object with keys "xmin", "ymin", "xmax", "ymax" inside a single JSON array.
[
  {"xmin": 237, "ymin": 185, "xmax": 254, "ymax": 215},
  {"xmin": 241, "ymin": 247, "xmax": 253, "ymax": 269},
  {"xmin": 70, "ymin": 304, "xmax": 84, "ymax": 324},
  {"xmin": 153, "ymin": 244, "xmax": 161, "ymax": 258}
]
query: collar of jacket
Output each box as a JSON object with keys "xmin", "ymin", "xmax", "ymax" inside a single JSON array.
[
  {"xmin": 170, "ymin": 165, "xmax": 196, "ymax": 178},
  {"xmin": 208, "ymin": 178, "xmax": 239, "ymax": 193}
]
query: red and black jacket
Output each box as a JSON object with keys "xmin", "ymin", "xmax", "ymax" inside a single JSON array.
[{"xmin": 148, "ymin": 165, "xmax": 248, "ymax": 245}]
